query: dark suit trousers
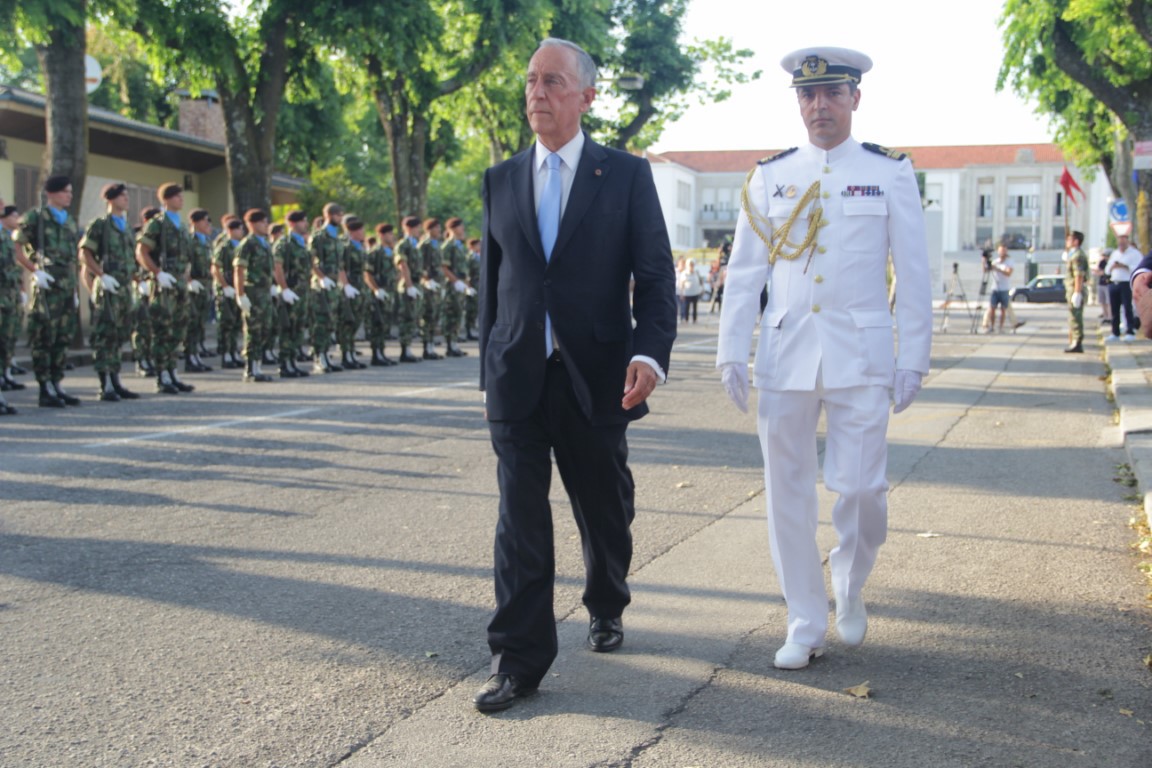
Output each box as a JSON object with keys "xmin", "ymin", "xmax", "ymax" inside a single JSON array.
[{"xmin": 486, "ymin": 355, "xmax": 635, "ymax": 685}]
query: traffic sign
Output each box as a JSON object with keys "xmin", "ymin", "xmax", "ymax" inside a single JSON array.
[{"xmin": 1110, "ymin": 199, "xmax": 1130, "ymax": 222}]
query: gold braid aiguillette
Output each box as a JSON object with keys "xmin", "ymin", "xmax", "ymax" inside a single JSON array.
[{"xmin": 740, "ymin": 173, "xmax": 823, "ymax": 267}]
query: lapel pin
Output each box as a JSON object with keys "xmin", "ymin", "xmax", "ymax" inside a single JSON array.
[
  {"xmin": 786, "ymin": 185, "xmax": 797, "ymax": 198},
  {"xmin": 595, "ymin": 168, "xmax": 602, "ymax": 176}
]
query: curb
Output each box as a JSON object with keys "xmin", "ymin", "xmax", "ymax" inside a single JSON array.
[{"xmin": 1103, "ymin": 336, "xmax": 1152, "ymax": 530}]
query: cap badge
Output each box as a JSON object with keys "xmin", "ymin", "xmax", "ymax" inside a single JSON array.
[{"xmin": 801, "ymin": 56, "xmax": 827, "ymax": 77}]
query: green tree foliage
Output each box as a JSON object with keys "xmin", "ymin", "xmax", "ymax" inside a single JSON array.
[{"xmin": 86, "ymin": 25, "xmax": 177, "ymax": 128}]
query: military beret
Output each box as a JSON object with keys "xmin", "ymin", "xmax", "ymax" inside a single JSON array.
[
  {"xmin": 243, "ymin": 208, "xmax": 268, "ymax": 225},
  {"xmin": 422, "ymin": 217, "xmax": 440, "ymax": 230},
  {"xmin": 376, "ymin": 223, "xmax": 394, "ymax": 236},
  {"xmin": 1, "ymin": 205, "xmax": 18, "ymax": 218},
  {"xmin": 225, "ymin": 218, "xmax": 244, "ymax": 230},
  {"xmin": 286, "ymin": 210, "xmax": 306, "ymax": 223},
  {"xmin": 403, "ymin": 216, "xmax": 421, "ymax": 228},
  {"xmin": 189, "ymin": 208, "xmax": 210, "ymax": 223},
  {"xmin": 158, "ymin": 182, "xmax": 183, "ymax": 200},
  {"xmin": 44, "ymin": 175, "xmax": 71, "ymax": 193},
  {"xmin": 781, "ymin": 47, "xmax": 872, "ymax": 87},
  {"xmin": 445, "ymin": 217, "xmax": 462, "ymax": 230},
  {"xmin": 101, "ymin": 182, "xmax": 128, "ymax": 200},
  {"xmin": 344, "ymin": 215, "xmax": 365, "ymax": 232}
]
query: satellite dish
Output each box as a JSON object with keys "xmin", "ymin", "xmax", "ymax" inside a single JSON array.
[{"xmin": 84, "ymin": 55, "xmax": 102, "ymax": 95}]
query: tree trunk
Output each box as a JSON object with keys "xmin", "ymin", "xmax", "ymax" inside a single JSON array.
[
  {"xmin": 35, "ymin": 6, "xmax": 88, "ymax": 218},
  {"xmin": 373, "ymin": 76, "xmax": 428, "ymax": 220},
  {"xmin": 217, "ymin": 89, "xmax": 274, "ymax": 213}
]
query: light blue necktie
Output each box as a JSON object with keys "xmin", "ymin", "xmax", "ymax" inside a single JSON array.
[{"xmin": 538, "ymin": 152, "xmax": 562, "ymax": 356}]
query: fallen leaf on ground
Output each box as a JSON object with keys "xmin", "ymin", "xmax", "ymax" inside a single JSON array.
[
  {"xmin": 675, "ymin": 481, "xmax": 693, "ymax": 489},
  {"xmin": 1014, "ymin": 673, "xmax": 1024, "ymax": 679},
  {"xmin": 917, "ymin": 532, "xmax": 943, "ymax": 538},
  {"xmin": 843, "ymin": 681, "xmax": 871, "ymax": 699},
  {"xmin": 1120, "ymin": 708, "xmax": 1134, "ymax": 717},
  {"xmin": 425, "ymin": 651, "xmax": 439, "ymax": 658}
]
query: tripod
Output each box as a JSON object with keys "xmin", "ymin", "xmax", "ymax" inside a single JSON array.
[{"xmin": 939, "ymin": 263, "xmax": 979, "ymax": 333}]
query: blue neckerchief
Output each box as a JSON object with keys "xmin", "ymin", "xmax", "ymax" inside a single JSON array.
[
  {"xmin": 195, "ymin": 232, "xmax": 207, "ymax": 244},
  {"xmin": 456, "ymin": 239, "xmax": 463, "ymax": 247},
  {"xmin": 384, "ymin": 246, "xmax": 393, "ymax": 256},
  {"xmin": 230, "ymin": 238, "xmax": 240, "ymax": 248},
  {"xmin": 292, "ymin": 233, "xmax": 306, "ymax": 247},
  {"xmin": 350, "ymin": 239, "xmax": 364, "ymax": 251},
  {"xmin": 255, "ymin": 235, "xmax": 268, "ymax": 247},
  {"xmin": 408, "ymin": 236, "xmax": 418, "ymax": 246},
  {"xmin": 48, "ymin": 206, "xmax": 67, "ymax": 225},
  {"xmin": 430, "ymin": 238, "xmax": 440, "ymax": 247},
  {"xmin": 165, "ymin": 210, "xmax": 181, "ymax": 228},
  {"xmin": 110, "ymin": 214, "xmax": 126, "ymax": 232},
  {"xmin": 325, "ymin": 224, "xmax": 338, "ymax": 238}
]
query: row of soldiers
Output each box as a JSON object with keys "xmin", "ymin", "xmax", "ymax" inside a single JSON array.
[{"xmin": 0, "ymin": 176, "xmax": 482, "ymax": 412}]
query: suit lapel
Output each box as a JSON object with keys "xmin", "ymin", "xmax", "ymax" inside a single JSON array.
[
  {"xmin": 508, "ymin": 149, "xmax": 545, "ymax": 261},
  {"xmin": 552, "ymin": 137, "xmax": 609, "ymax": 261}
]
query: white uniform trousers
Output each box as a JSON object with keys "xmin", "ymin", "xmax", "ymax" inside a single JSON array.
[{"xmin": 756, "ymin": 381, "xmax": 891, "ymax": 648}]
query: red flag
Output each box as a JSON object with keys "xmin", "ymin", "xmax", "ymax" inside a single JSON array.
[{"xmin": 1060, "ymin": 166, "xmax": 1084, "ymax": 207}]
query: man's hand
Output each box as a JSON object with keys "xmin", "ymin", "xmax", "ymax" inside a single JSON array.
[
  {"xmin": 1133, "ymin": 271, "xmax": 1152, "ymax": 304},
  {"xmin": 187, "ymin": 279, "xmax": 203, "ymax": 294},
  {"xmin": 720, "ymin": 362, "xmax": 749, "ymax": 413},
  {"xmin": 99, "ymin": 274, "xmax": 120, "ymax": 293},
  {"xmin": 32, "ymin": 269, "xmax": 55, "ymax": 290},
  {"xmin": 237, "ymin": 294, "xmax": 252, "ymax": 315},
  {"xmin": 222, "ymin": 285, "xmax": 236, "ymax": 299},
  {"xmin": 156, "ymin": 271, "xmax": 177, "ymax": 290},
  {"xmin": 1071, "ymin": 291, "xmax": 1083, "ymax": 309},
  {"xmin": 281, "ymin": 288, "xmax": 299, "ymax": 304},
  {"xmin": 892, "ymin": 369, "xmax": 923, "ymax": 414},
  {"xmin": 320, "ymin": 276, "xmax": 336, "ymax": 290},
  {"xmin": 622, "ymin": 361, "xmax": 658, "ymax": 411}
]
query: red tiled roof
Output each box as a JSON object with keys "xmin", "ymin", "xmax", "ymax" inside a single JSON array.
[{"xmin": 648, "ymin": 144, "xmax": 1068, "ymax": 173}]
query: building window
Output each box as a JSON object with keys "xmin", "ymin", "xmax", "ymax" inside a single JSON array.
[
  {"xmin": 1054, "ymin": 191, "xmax": 1064, "ymax": 216},
  {"xmin": 677, "ymin": 181, "xmax": 691, "ymax": 211},
  {"xmin": 1005, "ymin": 194, "xmax": 1038, "ymax": 218},
  {"xmin": 977, "ymin": 194, "xmax": 993, "ymax": 218},
  {"xmin": 676, "ymin": 224, "xmax": 691, "ymax": 248}
]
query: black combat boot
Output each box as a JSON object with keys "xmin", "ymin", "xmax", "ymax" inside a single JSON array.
[
  {"xmin": 370, "ymin": 347, "xmax": 390, "ymax": 366},
  {"xmin": 244, "ymin": 358, "xmax": 273, "ymax": 383},
  {"xmin": 38, "ymin": 380, "xmax": 66, "ymax": 408},
  {"xmin": 422, "ymin": 342, "xmax": 442, "ymax": 361},
  {"xmin": 169, "ymin": 369, "xmax": 195, "ymax": 392},
  {"xmin": 279, "ymin": 359, "xmax": 299, "ymax": 378},
  {"xmin": 137, "ymin": 357, "xmax": 156, "ymax": 377},
  {"xmin": 53, "ymin": 380, "xmax": 81, "ymax": 406},
  {"xmin": 399, "ymin": 344, "xmax": 421, "ymax": 363},
  {"xmin": 110, "ymin": 371, "xmax": 139, "ymax": 400},
  {"xmin": 156, "ymin": 369, "xmax": 180, "ymax": 394},
  {"xmin": 98, "ymin": 372, "xmax": 121, "ymax": 402},
  {"xmin": 445, "ymin": 340, "xmax": 468, "ymax": 357}
]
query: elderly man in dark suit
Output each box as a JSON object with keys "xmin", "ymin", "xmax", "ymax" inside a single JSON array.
[{"xmin": 474, "ymin": 37, "xmax": 678, "ymax": 713}]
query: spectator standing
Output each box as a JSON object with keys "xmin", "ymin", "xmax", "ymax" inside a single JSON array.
[
  {"xmin": 1094, "ymin": 249, "xmax": 1112, "ymax": 326},
  {"xmin": 1106, "ymin": 233, "xmax": 1142, "ymax": 341},
  {"xmin": 981, "ymin": 245, "xmax": 1015, "ymax": 333},
  {"xmin": 678, "ymin": 258, "xmax": 704, "ymax": 323}
]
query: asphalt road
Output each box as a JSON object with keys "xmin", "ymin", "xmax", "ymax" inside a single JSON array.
[{"xmin": 2, "ymin": 302, "xmax": 1149, "ymax": 767}]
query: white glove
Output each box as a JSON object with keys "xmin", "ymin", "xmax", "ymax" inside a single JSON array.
[
  {"xmin": 32, "ymin": 269, "xmax": 55, "ymax": 290},
  {"xmin": 454, "ymin": 280, "xmax": 467, "ymax": 293},
  {"xmin": 720, "ymin": 363, "xmax": 749, "ymax": 413},
  {"xmin": 407, "ymin": 286, "xmax": 420, "ymax": 299},
  {"xmin": 374, "ymin": 288, "xmax": 387, "ymax": 301},
  {"xmin": 280, "ymin": 288, "xmax": 298, "ymax": 305},
  {"xmin": 320, "ymin": 276, "xmax": 336, "ymax": 290},
  {"xmin": 74, "ymin": 292, "xmax": 80, "ymax": 308},
  {"xmin": 466, "ymin": 287, "xmax": 477, "ymax": 297},
  {"xmin": 892, "ymin": 369, "xmax": 923, "ymax": 414},
  {"xmin": 222, "ymin": 285, "xmax": 236, "ymax": 299},
  {"xmin": 156, "ymin": 271, "xmax": 177, "ymax": 290},
  {"xmin": 99, "ymin": 274, "xmax": 120, "ymax": 293},
  {"xmin": 20, "ymin": 291, "xmax": 27, "ymax": 306},
  {"xmin": 270, "ymin": 284, "xmax": 278, "ymax": 297},
  {"xmin": 343, "ymin": 283, "xmax": 360, "ymax": 299},
  {"xmin": 187, "ymin": 279, "xmax": 203, "ymax": 294},
  {"xmin": 1071, "ymin": 292, "xmax": 1083, "ymax": 309},
  {"xmin": 237, "ymin": 294, "xmax": 252, "ymax": 315},
  {"xmin": 424, "ymin": 279, "xmax": 440, "ymax": 291},
  {"xmin": 138, "ymin": 280, "xmax": 152, "ymax": 297}
]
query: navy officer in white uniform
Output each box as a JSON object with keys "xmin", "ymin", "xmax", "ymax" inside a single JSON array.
[{"xmin": 716, "ymin": 47, "xmax": 932, "ymax": 670}]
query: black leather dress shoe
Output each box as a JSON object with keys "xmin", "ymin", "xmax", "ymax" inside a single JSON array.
[
  {"xmin": 587, "ymin": 616, "xmax": 624, "ymax": 653},
  {"xmin": 473, "ymin": 674, "xmax": 537, "ymax": 713},
  {"xmin": 1064, "ymin": 344, "xmax": 1084, "ymax": 353}
]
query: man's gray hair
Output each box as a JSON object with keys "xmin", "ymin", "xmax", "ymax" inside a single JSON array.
[{"xmin": 538, "ymin": 38, "xmax": 598, "ymax": 89}]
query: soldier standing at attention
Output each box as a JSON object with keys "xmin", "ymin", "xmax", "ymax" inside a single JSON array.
[
  {"xmin": 311, "ymin": 202, "xmax": 347, "ymax": 373},
  {"xmin": 131, "ymin": 207, "xmax": 159, "ymax": 378},
  {"xmin": 271, "ymin": 210, "xmax": 310, "ymax": 378},
  {"xmin": 78, "ymin": 182, "xmax": 139, "ymax": 402},
  {"xmin": 212, "ymin": 216, "xmax": 245, "ymax": 369},
  {"xmin": 394, "ymin": 216, "xmax": 424, "ymax": 363},
  {"xmin": 13, "ymin": 175, "xmax": 82, "ymax": 408},
  {"xmin": 1063, "ymin": 230, "xmax": 1089, "ymax": 353},
  {"xmin": 233, "ymin": 209, "xmax": 276, "ymax": 383},
  {"xmin": 365, "ymin": 223, "xmax": 399, "ymax": 366},
  {"xmin": 418, "ymin": 218, "xmax": 445, "ymax": 360},
  {"xmin": 439, "ymin": 217, "xmax": 471, "ymax": 357},
  {"xmin": 0, "ymin": 203, "xmax": 26, "ymax": 396},
  {"xmin": 336, "ymin": 215, "xmax": 367, "ymax": 370},
  {"xmin": 184, "ymin": 208, "xmax": 213, "ymax": 373},
  {"xmin": 137, "ymin": 183, "xmax": 196, "ymax": 395},
  {"xmin": 465, "ymin": 237, "xmax": 481, "ymax": 340}
]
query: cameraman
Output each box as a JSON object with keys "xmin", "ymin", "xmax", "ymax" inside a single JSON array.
[{"xmin": 982, "ymin": 244, "xmax": 1020, "ymax": 333}]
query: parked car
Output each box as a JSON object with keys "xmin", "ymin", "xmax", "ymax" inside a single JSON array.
[{"xmin": 1010, "ymin": 275, "xmax": 1066, "ymax": 303}]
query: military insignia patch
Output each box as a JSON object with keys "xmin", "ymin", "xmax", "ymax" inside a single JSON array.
[
  {"xmin": 758, "ymin": 147, "xmax": 798, "ymax": 165},
  {"xmin": 863, "ymin": 142, "xmax": 907, "ymax": 161}
]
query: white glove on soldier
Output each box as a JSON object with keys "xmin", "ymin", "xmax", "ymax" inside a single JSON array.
[
  {"xmin": 270, "ymin": 284, "xmax": 278, "ymax": 297},
  {"xmin": 32, "ymin": 269, "xmax": 55, "ymax": 290},
  {"xmin": 407, "ymin": 286, "xmax": 420, "ymax": 299},
  {"xmin": 156, "ymin": 271, "xmax": 177, "ymax": 290},
  {"xmin": 892, "ymin": 369, "xmax": 923, "ymax": 414},
  {"xmin": 222, "ymin": 285, "xmax": 236, "ymax": 299},
  {"xmin": 320, "ymin": 276, "xmax": 336, "ymax": 290},
  {"xmin": 465, "ymin": 287, "xmax": 477, "ymax": 297},
  {"xmin": 280, "ymin": 288, "xmax": 298, "ymax": 305},
  {"xmin": 237, "ymin": 294, "xmax": 252, "ymax": 315},
  {"xmin": 138, "ymin": 280, "xmax": 152, "ymax": 297},
  {"xmin": 720, "ymin": 363, "xmax": 749, "ymax": 413},
  {"xmin": 424, "ymin": 280, "xmax": 440, "ymax": 291},
  {"xmin": 20, "ymin": 291, "xmax": 27, "ymax": 306},
  {"xmin": 374, "ymin": 288, "xmax": 387, "ymax": 301},
  {"xmin": 1071, "ymin": 292, "xmax": 1083, "ymax": 309},
  {"xmin": 454, "ymin": 280, "xmax": 467, "ymax": 293},
  {"xmin": 343, "ymin": 283, "xmax": 360, "ymax": 299},
  {"xmin": 99, "ymin": 274, "xmax": 120, "ymax": 293},
  {"xmin": 187, "ymin": 279, "xmax": 203, "ymax": 294}
]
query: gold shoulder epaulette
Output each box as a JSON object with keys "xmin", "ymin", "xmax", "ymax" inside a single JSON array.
[
  {"xmin": 758, "ymin": 148, "xmax": 798, "ymax": 165},
  {"xmin": 863, "ymin": 142, "xmax": 906, "ymax": 161}
]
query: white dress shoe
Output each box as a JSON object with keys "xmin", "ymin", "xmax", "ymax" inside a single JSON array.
[
  {"xmin": 774, "ymin": 642, "xmax": 824, "ymax": 670},
  {"xmin": 835, "ymin": 595, "xmax": 868, "ymax": 647}
]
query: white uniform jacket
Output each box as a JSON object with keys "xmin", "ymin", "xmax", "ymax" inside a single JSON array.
[{"xmin": 716, "ymin": 138, "xmax": 932, "ymax": 391}]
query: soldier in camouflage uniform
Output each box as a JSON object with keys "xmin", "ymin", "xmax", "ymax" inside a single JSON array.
[
  {"xmin": 394, "ymin": 216, "xmax": 424, "ymax": 363},
  {"xmin": 439, "ymin": 217, "xmax": 471, "ymax": 357},
  {"xmin": 131, "ymin": 207, "xmax": 159, "ymax": 377},
  {"xmin": 184, "ymin": 208, "xmax": 214, "ymax": 373},
  {"xmin": 311, "ymin": 202, "xmax": 347, "ymax": 373},
  {"xmin": 212, "ymin": 216, "xmax": 245, "ymax": 369},
  {"xmin": 465, "ymin": 237, "xmax": 481, "ymax": 340},
  {"xmin": 0, "ymin": 203, "xmax": 21, "ymax": 413},
  {"xmin": 0, "ymin": 203, "xmax": 26, "ymax": 399},
  {"xmin": 272, "ymin": 210, "xmax": 311, "ymax": 378},
  {"xmin": 78, "ymin": 183, "xmax": 140, "ymax": 402},
  {"xmin": 136, "ymin": 182, "xmax": 195, "ymax": 395},
  {"xmin": 233, "ymin": 209, "xmax": 276, "ymax": 382},
  {"xmin": 336, "ymin": 215, "xmax": 368, "ymax": 370},
  {"xmin": 1064, "ymin": 230, "xmax": 1090, "ymax": 354},
  {"xmin": 364, "ymin": 222, "xmax": 398, "ymax": 366},
  {"xmin": 417, "ymin": 218, "xmax": 445, "ymax": 360},
  {"xmin": 13, "ymin": 175, "xmax": 82, "ymax": 408}
]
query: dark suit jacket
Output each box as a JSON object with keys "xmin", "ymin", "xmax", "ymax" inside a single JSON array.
[{"xmin": 479, "ymin": 134, "xmax": 677, "ymax": 425}]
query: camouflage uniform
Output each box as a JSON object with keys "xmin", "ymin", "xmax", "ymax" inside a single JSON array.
[
  {"xmin": 137, "ymin": 212, "xmax": 192, "ymax": 373},
  {"xmin": 273, "ymin": 232, "xmax": 311, "ymax": 365},
  {"xmin": 310, "ymin": 224, "xmax": 343, "ymax": 358},
  {"xmin": 440, "ymin": 236, "xmax": 470, "ymax": 345},
  {"xmin": 234, "ymin": 234, "xmax": 275, "ymax": 367},
  {"xmin": 395, "ymin": 235, "xmax": 423, "ymax": 350},
  {"xmin": 1066, "ymin": 245, "xmax": 1090, "ymax": 348},
  {"xmin": 186, "ymin": 231, "xmax": 213, "ymax": 361},
  {"xmin": 14, "ymin": 206, "xmax": 79, "ymax": 385},
  {"xmin": 212, "ymin": 233, "xmax": 242, "ymax": 363},
  {"xmin": 0, "ymin": 224, "xmax": 24, "ymax": 377},
  {"xmin": 419, "ymin": 235, "xmax": 444, "ymax": 351},
  {"xmin": 78, "ymin": 213, "xmax": 135, "ymax": 375},
  {"xmin": 465, "ymin": 247, "xmax": 480, "ymax": 337},
  {"xmin": 337, "ymin": 237, "xmax": 367, "ymax": 366},
  {"xmin": 365, "ymin": 243, "xmax": 397, "ymax": 358}
]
